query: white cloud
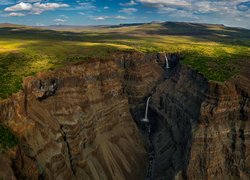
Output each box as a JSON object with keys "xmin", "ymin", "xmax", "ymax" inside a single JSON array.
[
  {"xmin": 4, "ymin": 2, "xmax": 69, "ymax": 15},
  {"xmin": 7, "ymin": 12, "xmax": 25, "ymax": 17},
  {"xmin": 135, "ymin": 0, "xmax": 250, "ymax": 28},
  {"xmin": 194, "ymin": 1, "xmax": 218, "ymax": 13},
  {"xmin": 54, "ymin": 14, "xmax": 68, "ymax": 25},
  {"xmin": 136, "ymin": 0, "xmax": 191, "ymax": 8},
  {"xmin": 104, "ymin": 6, "xmax": 109, "ymax": 9},
  {"xmin": 92, "ymin": 15, "xmax": 129, "ymax": 21},
  {"xmin": 114, "ymin": 15, "xmax": 128, "ymax": 19},
  {"xmin": 120, "ymin": 0, "xmax": 137, "ymax": 6},
  {"xmin": 77, "ymin": 2, "xmax": 96, "ymax": 10},
  {"xmin": 78, "ymin": 12, "xmax": 85, "ymax": 15},
  {"xmin": 32, "ymin": 3, "xmax": 69, "ymax": 14},
  {"xmin": 93, "ymin": 16, "xmax": 107, "ymax": 21},
  {"xmin": 4, "ymin": 2, "xmax": 32, "ymax": 11},
  {"xmin": 19, "ymin": 0, "xmax": 41, "ymax": 2},
  {"xmin": 119, "ymin": 8, "xmax": 137, "ymax": 14},
  {"xmin": 136, "ymin": 0, "xmax": 249, "ymax": 14},
  {"xmin": 54, "ymin": 18, "xmax": 67, "ymax": 23}
]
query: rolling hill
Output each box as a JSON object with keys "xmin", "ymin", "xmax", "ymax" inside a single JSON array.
[{"xmin": 0, "ymin": 21, "xmax": 249, "ymax": 99}]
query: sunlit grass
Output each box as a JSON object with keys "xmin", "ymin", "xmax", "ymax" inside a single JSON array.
[{"xmin": 0, "ymin": 23, "xmax": 249, "ymax": 99}]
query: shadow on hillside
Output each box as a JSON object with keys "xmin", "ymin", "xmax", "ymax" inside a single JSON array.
[
  {"xmin": 0, "ymin": 24, "xmax": 250, "ymax": 47},
  {"xmin": 0, "ymin": 27, "xmax": 138, "ymax": 42},
  {"xmin": 140, "ymin": 22, "xmax": 250, "ymax": 46}
]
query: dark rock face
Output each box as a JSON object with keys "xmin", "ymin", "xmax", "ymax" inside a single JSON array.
[
  {"xmin": 35, "ymin": 79, "xmax": 59, "ymax": 101},
  {"xmin": 149, "ymin": 62, "xmax": 250, "ymax": 179},
  {"xmin": 150, "ymin": 64, "xmax": 208, "ymax": 179}
]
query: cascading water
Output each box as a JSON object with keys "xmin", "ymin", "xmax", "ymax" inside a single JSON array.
[
  {"xmin": 141, "ymin": 97, "xmax": 151, "ymax": 122},
  {"xmin": 164, "ymin": 54, "xmax": 170, "ymax": 69},
  {"xmin": 141, "ymin": 97, "xmax": 155, "ymax": 180}
]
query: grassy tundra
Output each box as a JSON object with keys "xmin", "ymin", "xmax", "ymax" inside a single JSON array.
[{"xmin": 0, "ymin": 22, "xmax": 250, "ymax": 99}]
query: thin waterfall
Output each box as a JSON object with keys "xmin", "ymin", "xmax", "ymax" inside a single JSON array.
[
  {"xmin": 141, "ymin": 96, "xmax": 154, "ymax": 180},
  {"xmin": 142, "ymin": 97, "xmax": 151, "ymax": 122},
  {"xmin": 164, "ymin": 54, "xmax": 170, "ymax": 69},
  {"xmin": 140, "ymin": 96, "xmax": 155, "ymax": 179}
]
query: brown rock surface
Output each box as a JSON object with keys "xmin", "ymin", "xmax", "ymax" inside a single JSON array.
[
  {"xmin": 150, "ymin": 64, "xmax": 208, "ymax": 179},
  {"xmin": 1, "ymin": 51, "xmax": 249, "ymax": 180},
  {"xmin": 0, "ymin": 51, "xmax": 164, "ymax": 180},
  {"xmin": 187, "ymin": 81, "xmax": 250, "ymax": 180},
  {"xmin": 150, "ymin": 61, "xmax": 250, "ymax": 179},
  {"xmin": 0, "ymin": 152, "xmax": 16, "ymax": 180}
]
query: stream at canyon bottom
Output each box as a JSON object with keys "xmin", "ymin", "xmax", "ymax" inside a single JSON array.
[{"xmin": 145, "ymin": 123, "xmax": 155, "ymax": 180}]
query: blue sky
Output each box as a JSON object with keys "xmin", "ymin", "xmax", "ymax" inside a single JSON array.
[{"xmin": 0, "ymin": 0, "xmax": 249, "ymax": 28}]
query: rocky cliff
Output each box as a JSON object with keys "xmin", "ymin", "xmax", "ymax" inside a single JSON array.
[
  {"xmin": 150, "ymin": 64, "xmax": 208, "ymax": 179},
  {"xmin": 187, "ymin": 81, "xmax": 250, "ymax": 180},
  {"xmin": 0, "ymin": 51, "xmax": 249, "ymax": 180},
  {"xmin": 0, "ymin": 51, "xmax": 164, "ymax": 180},
  {"xmin": 149, "ymin": 61, "xmax": 250, "ymax": 179}
]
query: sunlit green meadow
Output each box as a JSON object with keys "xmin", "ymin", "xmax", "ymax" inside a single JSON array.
[{"xmin": 0, "ymin": 22, "xmax": 249, "ymax": 99}]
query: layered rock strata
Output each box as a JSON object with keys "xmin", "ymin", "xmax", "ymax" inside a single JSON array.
[
  {"xmin": 149, "ymin": 62, "xmax": 250, "ymax": 180},
  {"xmin": 0, "ymin": 52, "xmax": 165, "ymax": 180},
  {"xmin": 0, "ymin": 51, "xmax": 249, "ymax": 180}
]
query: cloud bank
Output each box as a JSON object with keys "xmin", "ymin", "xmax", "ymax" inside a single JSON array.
[{"xmin": 4, "ymin": 2, "xmax": 69, "ymax": 15}]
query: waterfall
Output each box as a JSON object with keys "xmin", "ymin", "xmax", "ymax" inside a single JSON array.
[
  {"xmin": 141, "ymin": 96, "xmax": 155, "ymax": 179},
  {"xmin": 164, "ymin": 54, "xmax": 170, "ymax": 69},
  {"xmin": 141, "ymin": 97, "xmax": 151, "ymax": 122}
]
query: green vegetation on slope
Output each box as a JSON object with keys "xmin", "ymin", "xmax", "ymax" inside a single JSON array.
[
  {"xmin": 0, "ymin": 124, "xmax": 18, "ymax": 153},
  {"xmin": 0, "ymin": 22, "xmax": 249, "ymax": 99}
]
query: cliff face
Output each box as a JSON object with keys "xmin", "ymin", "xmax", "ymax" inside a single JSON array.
[
  {"xmin": 0, "ymin": 51, "xmax": 249, "ymax": 180},
  {"xmin": 187, "ymin": 81, "xmax": 250, "ymax": 180},
  {"xmin": 21, "ymin": 59, "xmax": 146, "ymax": 180},
  {"xmin": 150, "ymin": 62, "xmax": 250, "ymax": 179},
  {"xmin": 0, "ymin": 52, "xmax": 164, "ymax": 180},
  {"xmin": 150, "ymin": 64, "xmax": 208, "ymax": 179},
  {"xmin": 110, "ymin": 52, "xmax": 165, "ymax": 118}
]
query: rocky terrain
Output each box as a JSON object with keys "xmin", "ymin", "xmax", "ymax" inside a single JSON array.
[
  {"xmin": 0, "ymin": 51, "xmax": 249, "ymax": 180},
  {"xmin": 149, "ymin": 58, "xmax": 250, "ymax": 179}
]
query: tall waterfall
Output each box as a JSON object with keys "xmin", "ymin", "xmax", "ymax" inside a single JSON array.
[
  {"xmin": 164, "ymin": 54, "xmax": 170, "ymax": 69},
  {"xmin": 141, "ymin": 97, "xmax": 151, "ymax": 122}
]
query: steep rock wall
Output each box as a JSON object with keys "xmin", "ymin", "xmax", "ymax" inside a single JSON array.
[
  {"xmin": 187, "ymin": 81, "xmax": 250, "ymax": 180},
  {"xmin": 150, "ymin": 64, "xmax": 208, "ymax": 179},
  {"xmin": 150, "ymin": 63, "xmax": 250, "ymax": 179},
  {"xmin": 0, "ymin": 52, "xmax": 165, "ymax": 180}
]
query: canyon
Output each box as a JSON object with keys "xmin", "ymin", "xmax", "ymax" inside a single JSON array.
[{"xmin": 0, "ymin": 51, "xmax": 249, "ymax": 180}]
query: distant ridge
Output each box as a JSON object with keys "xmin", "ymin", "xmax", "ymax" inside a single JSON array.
[
  {"xmin": 0, "ymin": 21, "xmax": 248, "ymax": 30},
  {"xmin": 0, "ymin": 23, "xmax": 26, "ymax": 28}
]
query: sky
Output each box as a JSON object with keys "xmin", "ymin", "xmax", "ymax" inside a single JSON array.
[{"xmin": 0, "ymin": 0, "xmax": 249, "ymax": 28}]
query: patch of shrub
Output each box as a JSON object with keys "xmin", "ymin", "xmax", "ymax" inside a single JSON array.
[{"xmin": 0, "ymin": 124, "xmax": 18, "ymax": 153}]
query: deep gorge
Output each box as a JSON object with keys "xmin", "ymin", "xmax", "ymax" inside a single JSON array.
[{"xmin": 0, "ymin": 51, "xmax": 249, "ymax": 180}]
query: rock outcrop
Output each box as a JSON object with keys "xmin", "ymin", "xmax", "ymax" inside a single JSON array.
[
  {"xmin": 0, "ymin": 51, "xmax": 165, "ymax": 180},
  {"xmin": 187, "ymin": 81, "xmax": 250, "ymax": 180},
  {"xmin": 150, "ymin": 64, "xmax": 208, "ymax": 179},
  {"xmin": 149, "ymin": 61, "xmax": 250, "ymax": 179}
]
